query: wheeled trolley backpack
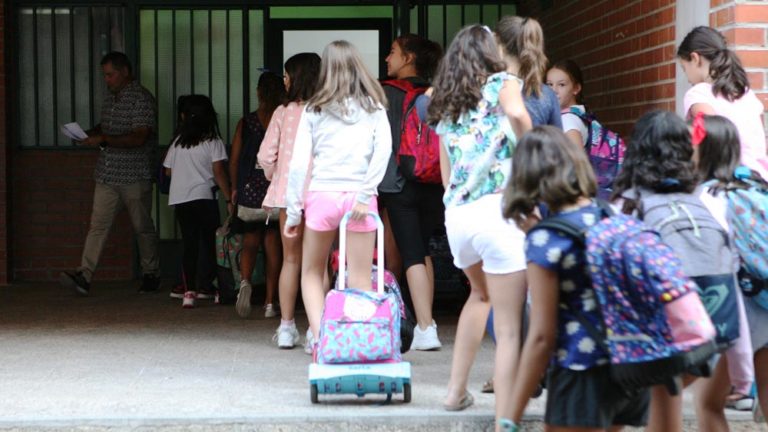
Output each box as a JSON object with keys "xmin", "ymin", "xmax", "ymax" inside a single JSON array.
[{"xmin": 308, "ymin": 212, "xmax": 412, "ymax": 403}]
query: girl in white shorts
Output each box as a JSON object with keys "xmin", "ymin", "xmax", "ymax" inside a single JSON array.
[
  {"xmin": 283, "ymin": 40, "xmax": 392, "ymax": 353},
  {"xmin": 426, "ymin": 24, "xmax": 532, "ymax": 429}
]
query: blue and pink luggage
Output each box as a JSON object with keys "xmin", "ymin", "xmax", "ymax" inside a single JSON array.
[{"xmin": 308, "ymin": 212, "xmax": 412, "ymax": 403}]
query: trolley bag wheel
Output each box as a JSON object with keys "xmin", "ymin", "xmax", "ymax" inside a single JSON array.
[
  {"xmin": 403, "ymin": 383, "xmax": 412, "ymax": 403},
  {"xmin": 310, "ymin": 383, "xmax": 319, "ymax": 404}
]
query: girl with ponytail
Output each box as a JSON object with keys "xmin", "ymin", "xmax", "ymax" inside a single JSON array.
[
  {"xmin": 678, "ymin": 26, "xmax": 768, "ymax": 181},
  {"xmin": 496, "ymin": 16, "xmax": 561, "ymax": 128}
]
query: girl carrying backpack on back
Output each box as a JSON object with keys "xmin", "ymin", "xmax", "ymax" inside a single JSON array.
[
  {"xmin": 503, "ymin": 126, "xmax": 650, "ymax": 432},
  {"xmin": 546, "ymin": 60, "xmax": 625, "ymax": 199},
  {"xmin": 163, "ymin": 95, "xmax": 232, "ymax": 309},
  {"xmin": 379, "ymin": 34, "xmax": 445, "ymax": 351},
  {"xmin": 546, "ymin": 59, "xmax": 588, "ymax": 147},
  {"xmin": 611, "ymin": 110, "xmax": 739, "ymax": 432},
  {"xmin": 695, "ymin": 113, "xmax": 768, "ymax": 421}
]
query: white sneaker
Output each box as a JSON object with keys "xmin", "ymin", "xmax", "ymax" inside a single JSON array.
[
  {"xmin": 304, "ymin": 329, "xmax": 315, "ymax": 355},
  {"xmin": 235, "ymin": 280, "xmax": 252, "ymax": 318},
  {"xmin": 273, "ymin": 324, "xmax": 300, "ymax": 349},
  {"xmin": 182, "ymin": 291, "xmax": 196, "ymax": 309},
  {"xmin": 264, "ymin": 304, "xmax": 278, "ymax": 318},
  {"xmin": 410, "ymin": 320, "xmax": 442, "ymax": 351}
]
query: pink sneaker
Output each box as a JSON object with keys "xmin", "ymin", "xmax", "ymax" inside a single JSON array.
[{"xmin": 182, "ymin": 291, "xmax": 196, "ymax": 308}]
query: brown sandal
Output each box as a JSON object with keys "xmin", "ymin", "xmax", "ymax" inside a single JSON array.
[{"xmin": 481, "ymin": 378, "xmax": 494, "ymax": 394}]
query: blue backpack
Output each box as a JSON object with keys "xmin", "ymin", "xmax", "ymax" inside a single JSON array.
[
  {"xmin": 536, "ymin": 203, "xmax": 717, "ymax": 394},
  {"xmin": 721, "ymin": 167, "xmax": 768, "ymax": 310}
]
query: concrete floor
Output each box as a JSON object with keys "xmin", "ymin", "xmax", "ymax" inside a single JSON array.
[{"xmin": 0, "ymin": 282, "xmax": 760, "ymax": 431}]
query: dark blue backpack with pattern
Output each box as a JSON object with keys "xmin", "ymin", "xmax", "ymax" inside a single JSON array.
[{"xmin": 536, "ymin": 203, "xmax": 717, "ymax": 394}]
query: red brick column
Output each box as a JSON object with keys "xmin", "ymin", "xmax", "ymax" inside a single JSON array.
[
  {"xmin": 711, "ymin": 0, "xmax": 768, "ymax": 127},
  {"xmin": 0, "ymin": 1, "xmax": 8, "ymax": 286}
]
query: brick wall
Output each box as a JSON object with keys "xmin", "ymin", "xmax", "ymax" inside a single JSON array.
[
  {"xmin": 11, "ymin": 150, "xmax": 135, "ymax": 281},
  {"xmin": 0, "ymin": 0, "xmax": 8, "ymax": 285},
  {"xmin": 517, "ymin": 0, "xmax": 677, "ymax": 137},
  {"xmin": 711, "ymin": 0, "xmax": 768, "ymax": 127}
]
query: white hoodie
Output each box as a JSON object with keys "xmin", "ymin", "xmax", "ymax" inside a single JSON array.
[{"xmin": 285, "ymin": 98, "xmax": 392, "ymax": 227}]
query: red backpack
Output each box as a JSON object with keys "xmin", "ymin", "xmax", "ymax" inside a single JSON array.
[{"xmin": 382, "ymin": 80, "xmax": 441, "ymax": 184}]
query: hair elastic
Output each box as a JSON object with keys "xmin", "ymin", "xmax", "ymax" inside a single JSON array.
[{"xmin": 691, "ymin": 111, "xmax": 707, "ymax": 147}]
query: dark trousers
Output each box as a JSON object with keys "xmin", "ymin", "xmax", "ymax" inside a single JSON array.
[{"xmin": 175, "ymin": 199, "xmax": 220, "ymax": 292}]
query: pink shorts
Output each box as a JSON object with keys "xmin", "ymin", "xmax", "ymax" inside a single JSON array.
[{"xmin": 304, "ymin": 191, "xmax": 378, "ymax": 232}]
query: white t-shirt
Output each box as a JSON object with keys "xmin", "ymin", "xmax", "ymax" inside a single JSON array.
[
  {"xmin": 561, "ymin": 105, "xmax": 589, "ymax": 146},
  {"xmin": 163, "ymin": 138, "xmax": 228, "ymax": 205},
  {"xmin": 684, "ymin": 83, "xmax": 768, "ymax": 181},
  {"xmin": 698, "ymin": 186, "xmax": 729, "ymax": 232}
]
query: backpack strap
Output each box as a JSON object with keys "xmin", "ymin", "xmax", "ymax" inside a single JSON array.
[
  {"xmin": 532, "ymin": 201, "xmax": 614, "ymax": 355},
  {"xmin": 533, "ymin": 200, "xmax": 613, "ymax": 243},
  {"xmin": 381, "ymin": 79, "xmax": 418, "ymax": 94}
]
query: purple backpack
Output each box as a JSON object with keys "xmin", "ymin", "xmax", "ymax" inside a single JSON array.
[
  {"xmin": 536, "ymin": 204, "xmax": 717, "ymax": 394},
  {"xmin": 568, "ymin": 108, "xmax": 626, "ymax": 200}
]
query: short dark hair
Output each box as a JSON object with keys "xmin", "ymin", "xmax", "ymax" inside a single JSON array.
[
  {"xmin": 393, "ymin": 34, "xmax": 443, "ymax": 80},
  {"xmin": 100, "ymin": 51, "xmax": 132, "ymax": 75},
  {"xmin": 257, "ymin": 71, "xmax": 286, "ymax": 115},
  {"xmin": 503, "ymin": 126, "xmax": 597, "ymax": 225}
]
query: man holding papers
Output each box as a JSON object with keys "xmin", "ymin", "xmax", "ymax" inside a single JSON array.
[{"xmin": 60, "ymin": 52, "xmax": 160, "ymax": 296}]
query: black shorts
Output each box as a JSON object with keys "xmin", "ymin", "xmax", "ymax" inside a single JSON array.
[
  {"xmin": 545, "ymin": 365, "xmax": 649, "ymax": 429},
  {"xmin": 379, "ymin": 181, "xmax": 444, "ymax": 270}
]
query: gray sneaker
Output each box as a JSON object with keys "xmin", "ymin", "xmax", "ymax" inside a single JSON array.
[
  {"xmin": 235, "ymin": 280, "xmax": 252, "ymax": 318},
  {"xmin": 274, "ymin": 324, "xmax": 300, "ymax": 349}
]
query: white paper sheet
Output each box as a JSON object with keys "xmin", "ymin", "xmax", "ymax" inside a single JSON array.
[{"xmin": 60, "ymin": 122, "xmax": 88, "ymax": 141}]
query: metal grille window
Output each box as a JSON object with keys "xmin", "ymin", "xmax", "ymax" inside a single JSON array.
[
  {"xmin": 18, "ymin": 6, "xmax": 125, "ymax": 147},
  {"xmin": 412, "ymin": 2, "xmax": 517, "ymax": 49},
  {"xmin": 139, "ymin": 8, "xmax": 264, "ymax": 240}
]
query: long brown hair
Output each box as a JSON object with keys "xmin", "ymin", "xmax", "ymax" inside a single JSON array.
[
  {"xmin": 495, "ymin": 16, "xmax": 547, "ymax": 98},
  {"xmin": 307, "ymin": 40, "xmax": 387, "ymax": 114},
  {"xmin": 283, "ymin": 52, "xmax": 321, "ymax": 105},
  {"xmin": 503, "ymin": 126, "xmax": 596, "ymax": 225},
  {"xmin": 677, "ymin": 26, "xmax": 749, "ymax": 101},
  {"xmin": 427, "ymin": 25, "xmax": 506, "ymax": 125}
]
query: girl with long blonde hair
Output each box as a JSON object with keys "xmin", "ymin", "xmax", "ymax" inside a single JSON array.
[{"xmin": 283, "ymin": 40, "xmax": 392, "ymax": 352}]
